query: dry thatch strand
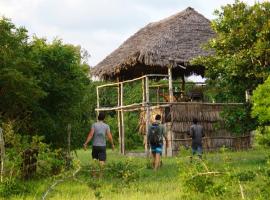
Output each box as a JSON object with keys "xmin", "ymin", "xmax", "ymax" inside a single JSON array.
[{"xmin": 92, "ymin": 7, "xmax": 215, "ymax": 81}]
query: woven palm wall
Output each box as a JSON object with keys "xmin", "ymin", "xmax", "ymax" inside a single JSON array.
[{"xmin": 169, "ymin": 103, "xmax": 251, "ymax": 155}]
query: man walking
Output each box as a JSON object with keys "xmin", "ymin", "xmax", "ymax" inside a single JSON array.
[
  {"xmin": 83, "ymin": 112, "xmax": 114, "ymax": 166},
  {"xmin": 148, "ymin": 114, "xmax": 168, "ymax": 170},
  {"xmin": 189, "ymin": 118, "xmax": 204, "ymax": 161}
]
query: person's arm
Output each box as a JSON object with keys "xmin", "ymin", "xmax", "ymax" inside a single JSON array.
[
  {"xmin": 83, "ymin": 128, "xmax": 94, "ymax": 150},
  {"xmin": 106, "ymin": 129, "xmax": 115, "ymax": 150}
]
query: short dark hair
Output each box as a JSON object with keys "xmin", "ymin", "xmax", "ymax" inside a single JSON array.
[
  {"xmin": 155, "ymin": 114, "xmax": 161, "ymax": 121},
  {"xmin": 98, "ymin": 112, "xmax": 105, "ymax": 121},
  {"xmin": 193, "ymin": 118, "xmax": 198, "ymax": 124}
]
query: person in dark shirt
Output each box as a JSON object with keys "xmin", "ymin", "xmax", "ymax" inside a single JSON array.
[{"xmin": 189, "ymin": 118, "xmax": 204, "ymax": 161}]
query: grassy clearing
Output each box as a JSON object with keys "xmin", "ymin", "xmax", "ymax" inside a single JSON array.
[{"xmin": 2, "ymin": 147, "xmax": 270, "ymax": 200}]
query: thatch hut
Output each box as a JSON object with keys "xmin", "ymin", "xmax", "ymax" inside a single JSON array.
[
  {"xmin": 93, "ymin": 7, "xmax": 249, "ymax": 156},
  {"xmin": 91, "ymin": 7, "xmax": 215, "ymax": 81}
]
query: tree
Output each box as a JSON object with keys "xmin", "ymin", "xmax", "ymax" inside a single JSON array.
[
  {"xmin": 30, "ymin": 38, "xmax": 92, "ymax": 148},
  {"xmin": 193, "ymin": 1, "xmax": 270, "ymax": 102},
  {"xmin": 0, "ymin": 17, "xmax": 94, "ymax": 149},
  {"xmin": 251, "ymin": 76, "xmax": 270, "ymax": 147},
  {"xmin": 0, "ymin": 17, "xmax": 46, "ymax": 129},
  {"xmin": 192, "ymin": 1, "xmax": 270, "ymax": 135}
]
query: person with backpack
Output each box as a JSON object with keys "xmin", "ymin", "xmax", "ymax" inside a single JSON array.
[
  {"xmin": 147, "ymin": 114, "xmax": 168, "ymax": 170},
  {"xmin": 189, "ymin": 118, "xmax": 205, "ymax": 161},
  {"xmin": 83, "ymin": 112, "xmax": 115, "ymax": 166}
]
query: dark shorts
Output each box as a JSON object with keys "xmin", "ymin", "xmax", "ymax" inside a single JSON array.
[
  {"xmin": 151, "ymin": 144, "xmax": 163, "ymax": 155},
  {"xmin": 92, "ymin": 146, "xmax": 106, "ymax": 161}
]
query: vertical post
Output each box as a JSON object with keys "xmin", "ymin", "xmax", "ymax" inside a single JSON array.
[
  {"xmin": 181, "ymin": 75, "xmax": 185, "ymax": 98},
  {"xmin": 67, "ymin": 124, "xmax": 71, "ymax": 168},
  {"xmin": 117, "ymin": 82, "xmax": 122, "ymax": 154},
  {"xmin": 167, "ymin": 64, "xmax": 173, "ymax": 156},
  {"xmin": 120, "ymin": 83, "xmax": 125, "ymax": 154},
  {"xmin": 96, "ymin": 87, "xmax": 100, "ymax": 118},
  {"xmin": 156, "ymin": 86, "xmax": 160, "ymax": 105},
  {"xmin": 245, "ymin": 90, "xmax": 251, "ymax": 103},
  {"xmin": 145, "ymin": 76, "xmax": 150, "ymax": 154},
  {"xmin": 142, "ymin": 78, "xmax": 147, "ymax": 153},
  {"xmin": 0, "ymin": 127, "xmax": 4, "ymax": 182},
  {"xmin": 168, "ymin": 65, "xmax": 174, "ymax": 103}
]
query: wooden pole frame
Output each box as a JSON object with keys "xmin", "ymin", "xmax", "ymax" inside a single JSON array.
[
  {"xmin": 145, "ymin": 77, "xmax": 150, "ymax": 154},
  {"xmin": 96, "ymin": 74, "xmax": 169, "ymax": 155},
  {"xmin": 167, "ymin": 64, "xmax": 174, "ymax": 156},
  {"xmin": 120, "ymin": 83, "xmax": 125, "ymax": 154},
  {"xmin": 95, "ymin": 74, "xmax": 244, "ymax": 156}
]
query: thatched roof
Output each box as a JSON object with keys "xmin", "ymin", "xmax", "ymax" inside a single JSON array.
[{"xmin": 92, "ymin": 7, "xmax": 215, "ymax": 81}]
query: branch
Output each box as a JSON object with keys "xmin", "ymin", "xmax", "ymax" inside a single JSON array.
[{"xmin": 191, "ymin": 171, "xmax": 223, "ymax": 179}]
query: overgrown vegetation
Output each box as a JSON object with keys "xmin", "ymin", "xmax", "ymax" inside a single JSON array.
[
  {"xmin": 0, "ymin": 148, "xmax": 269, "ymax": 200},
  {"xmin": 0, "ymin": 1, "xmax": 270, "ymax": 199},
  {"xmin": 252, "ymin": 75, "xmax": 270, "ymax": 147},
  {"xmin": 193, "ymin": 0, "xmax": 270, "ymax": 136}
]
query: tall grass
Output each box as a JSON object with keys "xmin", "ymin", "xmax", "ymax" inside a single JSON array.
[{"xmin": 2, "ymin": 147, "xmax": 269, "ymax": 200}]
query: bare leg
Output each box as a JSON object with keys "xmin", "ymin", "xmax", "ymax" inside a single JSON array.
[
  {"xmin": 98, "ymin": 161, "xmax": 105, "ymax": 178},
  {"xmin": 152, "ymin": 153, "xmax": 156, "ymax": 168},
  {"xmin": 154, "ymin": 153, "xmax": 161, "ymax": 170}
]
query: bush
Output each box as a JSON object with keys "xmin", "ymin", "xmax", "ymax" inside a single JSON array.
[
  {"xmin": 105, "ymin": 159, "xmax": 139, "ymax": 183},
  {"xmin": 0, "ymin": 179, "xmax": 30, "ymax": 198}
]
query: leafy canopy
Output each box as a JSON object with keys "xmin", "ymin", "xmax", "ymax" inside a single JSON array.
[{"xmin": 193, "ymin": 0, "xmax": 270, "ymax": 102}]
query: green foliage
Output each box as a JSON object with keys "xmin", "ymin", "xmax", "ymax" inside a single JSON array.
[
  {"xmin": 193, "ymin": 1, "xmax": 270, "ymax": 103},
  {"xmin": 0, "ymin": 179, "xmax": 31, "ymax": 198},
  {"xmin": 2, "ymin": 121, "xmax": 67, "ymax": 182},
  {"xmin": 252, "ymin": 76, "xmax": 270, "ymax": 125},
  {"xmin": 255, "ymin": 126, "xmax": 270, "ymax": 147},
  {"xmin": 252, "ymin": 76, "xmax": 270, "ymax": 147},
  {"xmin": 232, "ymin": 170, "xmax": 256, "ymax": 181},
  {"xmin": 0, "ymin": 17, "xmax": 94, "ymax": 149},
  {"xmin": 106, "ymin": 159, "xmax": 140, "ymax": 183},
  {"xmin": 220, "ymin": 104, "xmax": 257, "ymax": 135}
]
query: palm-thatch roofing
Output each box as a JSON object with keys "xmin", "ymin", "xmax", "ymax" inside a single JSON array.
[{"xmin": 92, "ymin": 7, "xmax": 215, "ymax": 81}]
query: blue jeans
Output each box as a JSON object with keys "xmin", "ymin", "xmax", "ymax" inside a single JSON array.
[{"xmin": 192, "ymin": 145, "xmax": 202, "ymax": 156}]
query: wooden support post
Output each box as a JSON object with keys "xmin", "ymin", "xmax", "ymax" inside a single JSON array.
[
  {"xmin": 0, "ymin": 127, "xmax": 4, "ymax": 182},
  {"xmin": 120, "ymin": 83, "xmax": 125, "ymax": 154},
  {"xmin": 167, "ymin": 64, "xmax": 173, "ymax": 156},
  {"xmin": 67, "ymin": 124, "xmax": 71, "ymax": 168},
  {"xmin": 145, "ymin": 77, "xmax": 150, "ymax": 155},
  {"xmin": 156, "ymin": 86, "xmax": 160, "ymax": 105},
  {"xmin": 117, "ymin": 82, "xmax": 122, "ymax": 154},
  {"xmin": 142, "ymin": 78, "xmax": 147, "ymax": 154},
  {"xmin": 96, "ymin": 87, "xmax": 100, "ymax": 119},
  {"xmin": 181, "ymin": 75, "xmax": 185, "ymax": 98}
]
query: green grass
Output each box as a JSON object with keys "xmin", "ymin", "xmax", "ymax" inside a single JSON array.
[{"xmin": 2, "ymin": 147, "xmax": 270, "ymax": 200}]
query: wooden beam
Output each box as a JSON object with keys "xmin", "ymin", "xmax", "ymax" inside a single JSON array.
[
  {"xmin": 167, "ymin": 64, "xmax": 174, "ymax": 157},
  {"xmin": 120, "ymin": 83, "xmax": 125, "ymax": 154},
  {"xmin": 97, "ymin": 74, "xmax": 168, "ymax": 89},
  {"xmin": 168, "ymin": 65, "xmax": 174, "ymax": 103},
  {"xmin": 145, "ymin": 76, "xmax": 150, "ymax": 154},
  {"xmin": 96, "ymin": 86, "xmax": 100, "ymax": 119},
  {"xmin": 117, "ymin": 79, "xmax": 122, "ymax": 154}
]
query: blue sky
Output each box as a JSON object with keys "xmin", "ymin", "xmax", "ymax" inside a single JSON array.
[{"xmin": 0, "ymin": 0, "xmax": 264, "ymax": 66}]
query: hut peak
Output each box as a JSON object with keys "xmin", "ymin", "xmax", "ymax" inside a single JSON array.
[{"xmin": 92, "ymin": 7, "xmax": 215, "ymax": 81}]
